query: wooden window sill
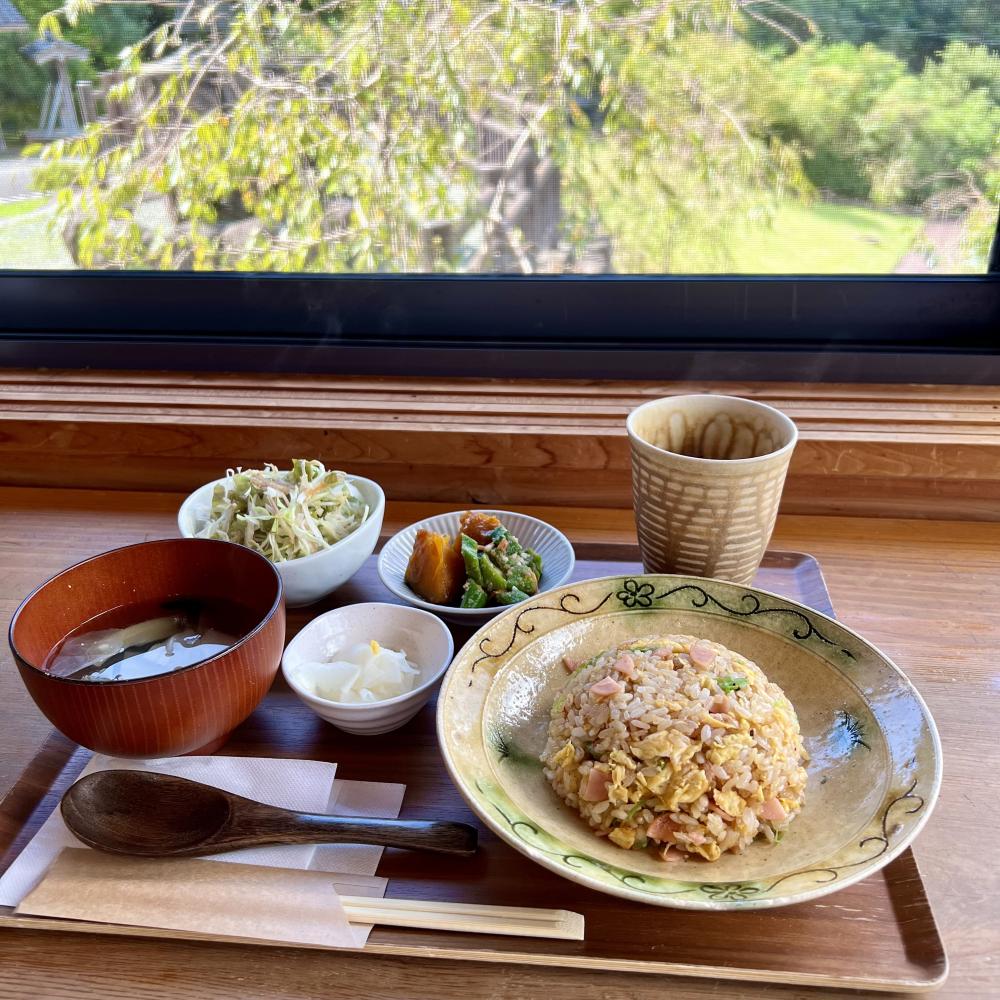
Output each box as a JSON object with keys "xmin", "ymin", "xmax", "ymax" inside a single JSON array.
[{"xmin": 2, "ymin": 370, "xmax": 998, "ymax": 520}]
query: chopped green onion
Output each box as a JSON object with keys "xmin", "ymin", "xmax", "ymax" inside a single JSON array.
[
  {"xmin": 719, "ymin": 675, "xmax": 748, "ymax": 693},
  {"xmin": 625, "ymin": 800, "xmax": 646, "ymax": 821}
]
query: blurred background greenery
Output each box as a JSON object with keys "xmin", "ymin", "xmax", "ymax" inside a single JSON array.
[{"xmin": 1, "ymin": 0, "xmax": 996, "ymax": 273}]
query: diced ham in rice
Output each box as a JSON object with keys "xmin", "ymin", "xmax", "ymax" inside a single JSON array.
[
  {"xmin": 589, "ymin": 676, "xmax": 624, "ymax": 698},
  {"xmin": 580, "ymin": 767, "xmax": 612, "ymax": 802},
  {"xmin": 541, "ymin": 634, "xmax": 808, "ymax": 862},
  {"xmin": 612, "ymin": 654, "xmax": 636, "ymax": 677}
]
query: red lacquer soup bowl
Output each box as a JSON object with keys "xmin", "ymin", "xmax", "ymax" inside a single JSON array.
[{"xmin": 9, "ymin": 538, "xmax": 285, "ymax": 758}]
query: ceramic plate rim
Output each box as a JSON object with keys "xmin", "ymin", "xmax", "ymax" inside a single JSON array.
[{"xmin": 436, "ymin": 572, "xmax": 942, "ymax": 910}]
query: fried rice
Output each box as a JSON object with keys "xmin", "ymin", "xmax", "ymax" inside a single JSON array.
[{"xmin": 540, "ymin": 634, "xmax": 808, "ymax": 861}]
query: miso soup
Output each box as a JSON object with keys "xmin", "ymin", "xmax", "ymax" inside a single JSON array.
[{"xmin": 44, "ymin": 596, "xmax": 259, "ymax": 682}]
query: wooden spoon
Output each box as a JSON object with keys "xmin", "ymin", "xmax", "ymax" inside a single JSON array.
[{"xmin": 61, "ymin": 770, "xmax": 478, "ymax": 857}]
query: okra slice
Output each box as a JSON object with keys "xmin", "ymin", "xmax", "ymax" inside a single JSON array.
[
  {"xmin": 495, "ymin": 586, "xmax": 530, "ymax": 605},
  {"xmin": 527, "ymin": 548, "xmax": 543, "ymax": 577},
  {"xmin": 461, "ymin": 580, "xmax": 488, "ymax": 609},
  {"xmin": 506, "ymin": 564, "xmax": 538, "ymax": 595},
  {"xmin": 491, "ymin": 525, "xmax": 523, "ymax": 555},
  {"xmin": 479, "ymin": 552, "xmax": 508, "ymax": 594},
  {"xmin": 460, "ymin": 534, "xmax": 482, "ymax": 584}
]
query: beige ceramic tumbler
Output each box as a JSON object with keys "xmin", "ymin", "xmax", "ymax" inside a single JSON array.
[{"xmin": 627, "ymin": 394, "xmax": 798, "ymax": 585}]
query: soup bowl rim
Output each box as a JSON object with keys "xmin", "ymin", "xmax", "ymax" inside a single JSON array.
[{"xmin": 8, "ymin": 537, "xmax": 284, "ymax": 686}]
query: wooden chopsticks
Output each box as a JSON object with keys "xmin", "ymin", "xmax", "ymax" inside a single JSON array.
[{"xmin": 340, "ymin": 895, "xmax": 585, "ymax": 940}]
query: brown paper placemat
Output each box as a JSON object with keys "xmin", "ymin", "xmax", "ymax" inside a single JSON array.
[{"xmin": 17, "ymin": 848, "xmax": 362, "ymax": 948}]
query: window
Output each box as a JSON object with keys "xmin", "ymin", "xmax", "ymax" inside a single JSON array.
[
  {"xmin": 2, "ymin": 0, "xmax": 998, "ymax": 276},
  {"xmin": 0, "ymin": 1, "xmax": 997, "ymax": 380}
]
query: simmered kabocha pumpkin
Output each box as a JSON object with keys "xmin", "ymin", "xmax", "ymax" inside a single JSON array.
[
  {"xmin": 405, "ymin": 513, "xmax": 544, "ymax": 608},
  {"xmin": 455, "ymin": 511, "xmax": 502, "ymax": 546},
  {"xmin": 404, "ymin": 529, "xmax": 466, "ymax": 605}
]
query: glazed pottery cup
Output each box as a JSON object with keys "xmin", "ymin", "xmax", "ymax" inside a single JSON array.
[
  {"xmin": 9, "ymin": 538, "xmax": 285, "ymax": 758},
  {"xmin": 626, "ymin": 394, "xmax": 798, "ymax": 585}
]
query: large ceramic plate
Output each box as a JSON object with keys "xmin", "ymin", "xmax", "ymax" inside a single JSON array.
[{"xmin": 437, "ymin": 574, "xmax": 941, "ymax": 910}]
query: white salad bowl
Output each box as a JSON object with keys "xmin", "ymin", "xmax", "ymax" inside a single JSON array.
[
  {"xmin": 177, "ymin": 474, "xmax": 385, "ymax": 608},
  {"xmin": 377, "ymin": 509, "xmax": 576, "ymax": 625},
  {"xmin": 281, "ymin": 602, "xmax": 454, "ymax": 735}
]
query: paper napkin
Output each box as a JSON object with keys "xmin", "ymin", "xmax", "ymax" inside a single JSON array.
[{"xmin": 0, "ymin": 754, "xmax": 405, "ymax": 947}]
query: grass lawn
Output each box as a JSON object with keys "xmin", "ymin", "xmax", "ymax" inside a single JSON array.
[
  {"xmin": 0, "ymin": 197, "xmax": 46, "ymax": 219},
  {"xmin": 0, "ymin": 193, "xmax": 924, "ymax": 273},
  {"xmin": 0, "ymin": 199, "xmax": 75, "ymax": 268},
  {"xmin": 722, "ymin": 201, "xmax": 924, "ymax": 274}
]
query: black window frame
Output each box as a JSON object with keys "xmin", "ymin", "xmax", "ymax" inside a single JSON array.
[{"xmin": 1, "ymin": 217, "xmax": 998, "ymax": 382}]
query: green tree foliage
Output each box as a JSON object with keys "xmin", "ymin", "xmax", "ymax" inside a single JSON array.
[
  {"xmin": 0, "ymin": 0, "xmax": 163, "ymax": 138},
  {"xmin": 747, "ymin": 0, "xmax": 997, "ymax": 67},
  {"xmin": 770, "ymin": 40, "xmax": 1000, "ymax": 206},
  {"xmin": 592, "ymin": 32, "xmax": 808, "ymax": 270},
  {"xmin": 35, "ymin": 0, "xmax": 808, "ymax": 272},
  {"xmin": 0, "ymin": 30, "xmax": 45, "ymax": 136},
  {"xmin": 866, "ymin": 42, "xmax": 1000, "ymax": 205},
  {"xmin": 768, "ymin": 41, "xmax": 906, "ymax": 199},
  {"xmin": 21, "ymin": 0, "xmax": 1000, "ymax": 272},
  {"xmin": 955, "ymin": 146, "xmax": 999, "ymax": 269}
]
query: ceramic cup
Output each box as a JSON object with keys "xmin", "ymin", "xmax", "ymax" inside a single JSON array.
[{"xmin": 626, "ymin": 394, "xmax": 798, "ymax": 585}]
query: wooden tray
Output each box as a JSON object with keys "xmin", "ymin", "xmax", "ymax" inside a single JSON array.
[{"xmin": 0, "ymin": 547, "xmax": 947, "ymax": 992}]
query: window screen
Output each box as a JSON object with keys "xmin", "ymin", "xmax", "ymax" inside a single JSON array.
[{"xmin": 0, "ymin": 0, "xmax": 997, "ymax": 275}]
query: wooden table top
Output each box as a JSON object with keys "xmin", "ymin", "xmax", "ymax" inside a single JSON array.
[{"xmin": 0, "ymin": 486, "xmax": 997, "ymax": 999}]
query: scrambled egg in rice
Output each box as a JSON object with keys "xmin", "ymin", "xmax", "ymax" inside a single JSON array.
[{"xmin": 541, "ymin": 635, "xmax": 808, "ymax": 861}]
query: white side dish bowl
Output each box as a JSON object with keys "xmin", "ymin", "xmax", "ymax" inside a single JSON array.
[
  {"xmin": 177, "ymin": 474, "xmax": 385, "ymax": 608},
  {"xmin": 377, "ymin": 509, "xmax": 576, "ymax": 625},
  {"xmin": 281, "ymin": 602, "xmax": 454, "ymax": 734}
]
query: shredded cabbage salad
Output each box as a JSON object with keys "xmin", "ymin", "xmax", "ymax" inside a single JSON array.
[{"xmin": 196, "ymin": 460, "xmax": 369, "ymax": 562}]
